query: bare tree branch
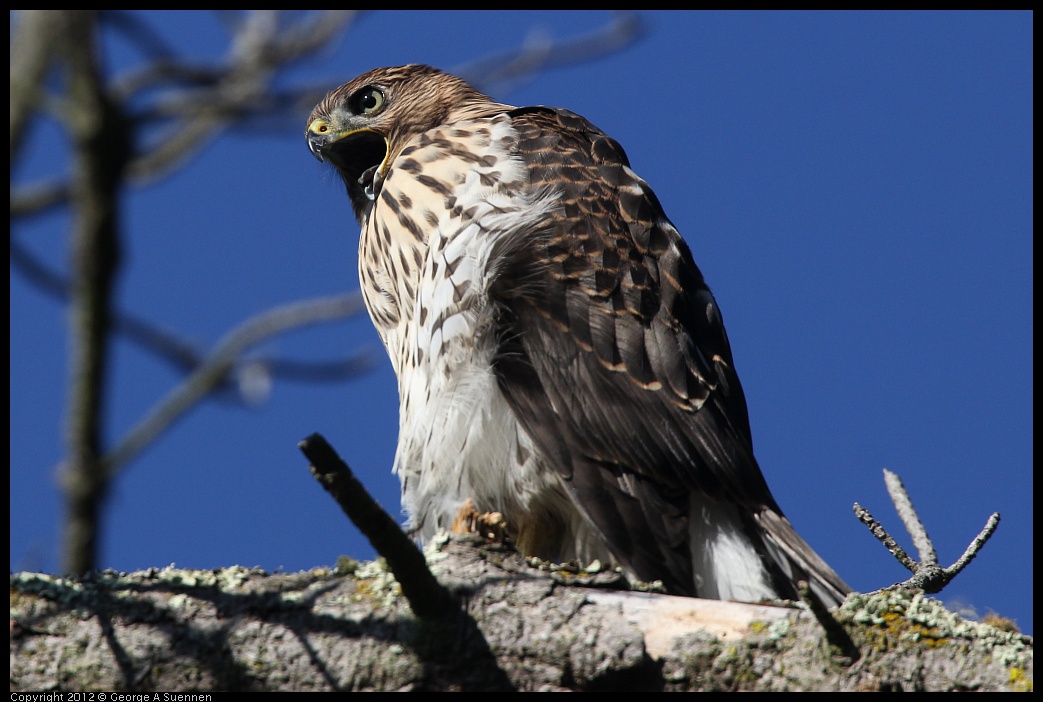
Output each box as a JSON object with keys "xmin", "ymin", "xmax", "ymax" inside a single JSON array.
[
  {"xmin": 123, "ymin": 11, "xmax": 358, "ymax": 185},
  {"xmin": 101, "ymin": 10, "xmax": 180, "ymax": 62},
  {"xmin": 300, "ymin": 433, "xmax": 459, "ymax": 620},
  {"xmin": 10, "ymin": 11, "xmax": 360, "ymax": 219},
  {"xmin": 58, "ymin": 10, "xmax": 133, "ymax": 575},
  {"xmin": 853, "ymin": 501, "xmax": 919, "ymax": 573},
  {"xmin": 854, "ymin": 469, "xmax": 1002, "ymax": 595},
  {"xmin": 10, "ymin": 11, "xmax": 66, "ymax": 167},
  {"xmin": 456, "ymin": 11, "xmax": 645, "ymax": 94},
  {"xmin": 101, "ymin": 294, "xmax": 367, "ymax": 478},
  {"xmin": 11, "ymin": 237, "xmax": 370, "ymax": 385},
  {"xmin": 948, "ymin": 512, "xmax": 1001, "ymax": 578},
  {"xmin": 883, "ymin": 468, "xmax": 938, "ymax": 567}
]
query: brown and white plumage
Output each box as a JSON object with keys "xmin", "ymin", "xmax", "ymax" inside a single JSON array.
[{"xmin": 306, "ymin": 64, "xmax": 850, "ymax": 606}]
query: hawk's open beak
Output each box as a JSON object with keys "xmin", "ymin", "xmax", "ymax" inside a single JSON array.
[{"xmin": 307, "ymin": 127, "xmax": 390, "ymax": 203}]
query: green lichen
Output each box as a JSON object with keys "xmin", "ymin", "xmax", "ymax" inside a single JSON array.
[
  {"xmin": 836, "ymin": 589, "xmax": 1032, "ymax": 687},
  {"xmin": 767, "ymin": 617, "xmax": 792, "ymax": 641},
  {"xmin": 351, "ymin": 557, "xmax": 403, "ymax": 609}
]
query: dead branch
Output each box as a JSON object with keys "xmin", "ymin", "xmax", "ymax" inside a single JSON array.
[
  {"xmin": 299, "ymin": 432, "xmax": 457, "ymax": 620},
  {"xmin": 854, "ymin": 468, "xmax": 1001, "ymax": 595}
]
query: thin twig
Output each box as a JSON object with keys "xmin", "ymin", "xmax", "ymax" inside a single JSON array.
[
  {"xmin": 852, "ymin": 502, "xmax": 918, "ymax": 572},
  {"xmin": 948, "ymin": 512, "xmax": 1000, "ymax": 577},
  {"xmin": 883, "ymin": 468, "xmax": 937, "ymax": 567},
  {"xmin": 457, "ymin": 11, "xmax": 645, "ymax": 94}
]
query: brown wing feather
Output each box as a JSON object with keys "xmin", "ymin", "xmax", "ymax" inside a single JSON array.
[
  {"xmin": 495, "ymin": 106, "xmax": 772, "ymax": 499},
  {"xmin": 491, "ymin": 106, "xmax": 846, "ymax": 600}
]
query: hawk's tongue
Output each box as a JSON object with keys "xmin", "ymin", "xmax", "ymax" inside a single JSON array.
[{"xmin": 358, "ymin": 165, "xmax": 380, "ymax": 201}]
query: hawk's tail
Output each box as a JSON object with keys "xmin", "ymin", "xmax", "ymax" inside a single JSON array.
[{"xmin": 756, "ymin": 508, "xmax": 851, "ymax": 609}]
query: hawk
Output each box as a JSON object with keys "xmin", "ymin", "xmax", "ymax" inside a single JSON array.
[{"xmin": 306, "ymin": 64, "xmax": 850, "ymax": 606}]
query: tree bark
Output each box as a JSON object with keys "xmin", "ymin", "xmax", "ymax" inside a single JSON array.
[{"xmin": 10, "ymin": 536, "xmax": 1032, "ymax": 692}]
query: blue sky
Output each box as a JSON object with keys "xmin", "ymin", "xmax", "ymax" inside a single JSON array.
[{"xmin": 10, "ymin": 11, "xmax": 1032, "ymax": 635}]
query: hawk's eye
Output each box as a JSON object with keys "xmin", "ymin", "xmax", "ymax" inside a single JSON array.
[{"xmin": 351, "ymin": 86, "xmax": 385, "ymax": 116}]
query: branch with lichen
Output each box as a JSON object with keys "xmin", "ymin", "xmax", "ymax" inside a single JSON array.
[{"xmin": 10, "ymin": 538, "xmax": 1031, "ymax": 691}]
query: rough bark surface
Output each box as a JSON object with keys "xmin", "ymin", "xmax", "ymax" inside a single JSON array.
[{"xmin": 9, "ymin": 535, "xmax": 1032, "ymax": 691}]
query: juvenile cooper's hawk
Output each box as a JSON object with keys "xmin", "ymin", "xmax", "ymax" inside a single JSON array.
[{"xmin": 306, "ymin": 64, "xmax": 850, "ymax": 606}]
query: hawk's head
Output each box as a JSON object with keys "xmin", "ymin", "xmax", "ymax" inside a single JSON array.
[{"xmin": 306, "ymin": 64, "xmax": 504, "ymax": 221}]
